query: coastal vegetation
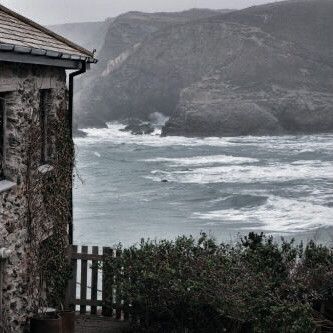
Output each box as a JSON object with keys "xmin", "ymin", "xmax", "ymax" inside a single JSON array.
[{"xmin": 103, "ymin": 232, "xmax": 333, "ymax": 332}]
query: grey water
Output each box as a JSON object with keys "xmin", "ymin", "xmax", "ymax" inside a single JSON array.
[{"xmin": 73, "ymin": 123, "xmax": 333, "ymax": 247}]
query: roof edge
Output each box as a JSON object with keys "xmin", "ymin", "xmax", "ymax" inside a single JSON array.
[
  {"xmin": 0, "ymin": 4, "xmax": 95, "ymax": 60},
  {"xmin": 0, "ymin": 50, "xmax": 84, "ymax": 69},
  {"xmin": 0, "ymin": 42, "xmax": 97, "ymax": 64}
]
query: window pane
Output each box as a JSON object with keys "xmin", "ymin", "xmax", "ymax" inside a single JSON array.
[
  {"xmin": 39, "ymin": 90, "xmax": 51, "ymax": 164},
  {"xmin": 0, "ymin": 96, "xmax": 4, "ymax": 177}
]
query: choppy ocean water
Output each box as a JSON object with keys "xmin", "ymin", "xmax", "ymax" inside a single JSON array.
[{"xmin": 73, "ymin": 123, "xmax": 333, "ymax": 247}]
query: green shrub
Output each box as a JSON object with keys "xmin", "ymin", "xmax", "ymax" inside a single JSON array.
[{"xmin": 102, "ymin": 233, "xmax": 333, "ymax": 332}]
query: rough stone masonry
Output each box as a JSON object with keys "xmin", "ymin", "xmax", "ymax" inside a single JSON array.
[{"xmin": 0, "ymin": 62, "xmax": 70, "ymax": 332}]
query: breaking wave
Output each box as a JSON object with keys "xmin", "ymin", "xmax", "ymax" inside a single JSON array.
[
  {"xmin": 145, "ymin": 162, "xmax": 333, "ymax": 184},
  {"xmin": 74, "ymin": 122, "xmax": 333, "ymax": 244},
  {"xmin": 193, "ymin": 196, "xmax": 333, "ymax": 233},
  {"xmin": 77, "ymin": 123, "xmax": 333, "ymax": 152},
  {"xmin": 143, "ymin": 155, "xmax": 259, "ymax": 166}
]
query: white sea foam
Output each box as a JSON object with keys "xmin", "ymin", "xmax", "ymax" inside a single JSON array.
[
  {"xmin": 75, "ymin": 123, "xmax": 333, "ymax": 240},
  {"xmin": 94, "ymin": 152, "xmax": 101, "ymax": 158},
  {"xmin": 146, "ymin": 162, "xmax": 333, "ymax": 184},
  {"xmin": 77, "ymin": 123, "xmax": 333, "ymax": 151},
  {"xmin": 193, "ymin": 196, "xmax": 333, "ymax": 233},
  {"xmin": 76, "ymin": 123, "xmax": 235, "ymax": 148},
  {"xmin": 149, "ymin": 112, "xmax": 169, "ymax": 127},
  {"xmin": 144, "ymin": 155, "xmax": 259, "ymax": 166}
]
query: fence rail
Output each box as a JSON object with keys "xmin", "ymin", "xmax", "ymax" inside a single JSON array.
[{"xmin": 66, "ymin": 245, "xmax": 127, "ymax": 320}]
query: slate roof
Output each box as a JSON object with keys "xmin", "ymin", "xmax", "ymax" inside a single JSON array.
[{"xmin": 0, "ymin": 4, "xmax": 96, "ymax": 63}]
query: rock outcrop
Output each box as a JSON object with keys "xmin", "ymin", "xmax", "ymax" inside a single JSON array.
[
  {"xmin": 74, "ymin": 9, "xmax": 230, "ymax": 127},
  {"xmin": 163, "ymin": 0, "xmax": 333, "ymax": 136},
  {"xmin": 120, "ymin": 118, "xmax": 155, "ymax": 135},
  {"xmin": 75, "ymin": 0, "xmax": 333, "ymax": 136}
]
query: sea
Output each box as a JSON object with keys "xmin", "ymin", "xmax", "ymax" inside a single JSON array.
[{"xmin": 73, "ymin": 122, "xmax": 333, "ymax": 247}]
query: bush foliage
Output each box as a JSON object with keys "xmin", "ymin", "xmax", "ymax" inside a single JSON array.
[{"xmin": 103, "ymin": 233, "xmax": 333, "ymax": 332}]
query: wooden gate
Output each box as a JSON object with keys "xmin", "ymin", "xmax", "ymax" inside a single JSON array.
[{"xmin": 66, "ymin": 245, "xmax": 127, "ymax": 320}]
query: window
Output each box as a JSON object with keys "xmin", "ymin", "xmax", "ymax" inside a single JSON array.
[
  {"xmin": 0, "ymin": 94, "xmax": 6, "ymax": 179},
  {"xmin": 39, "ymin": 89, "xmax": 51, "ymax": 164}
]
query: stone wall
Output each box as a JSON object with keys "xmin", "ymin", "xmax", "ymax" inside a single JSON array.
[{"xmin": 0, "ymin": 62, "xmax": 70, "ymax": 332}]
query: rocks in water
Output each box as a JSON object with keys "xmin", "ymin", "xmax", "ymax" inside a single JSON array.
[
  {"xmin": 73, "ymin": 129, "xmax": 87, "ymax": 138},
  {"xmin": 120, "ymin": 118, "xmax": 154, "ymax": 135},
  {"xmin": 76, "ymin": 9, "xmax": 226, "ymax": 127},
  {"xmin": 73, "ymin": 126, "xmax": 87, "ymax": 138},
  {"xmin": 76, "ymin": 0, "xmax": 333, "ymax": 136}
]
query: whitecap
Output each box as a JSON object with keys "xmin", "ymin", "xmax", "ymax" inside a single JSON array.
[
  {"xmin": 146, "ymin": 162, "xmax": 333, "ymax": 184},
  {"xmin": 193, "ymin": 196, "xmax": 333, "ymax": 233},
  {"xmin": 144, "ymin": 155, "xmax": 259, "ymax": 166},
  {"xmin": 74, "ymin": 123, "xmax": 248, "ymax": 148},
  {"xmin": 75, "ymin": 124, "xmax": 333, "ymax": 156}
]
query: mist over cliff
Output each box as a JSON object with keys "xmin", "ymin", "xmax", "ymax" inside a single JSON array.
[
  {"xmin": 56, "ymin": 0, "xmax": 333, "ymax": 136},
  {"xmin": 49, "ymin": 20, "xmax": 110, "ymax": 52}
]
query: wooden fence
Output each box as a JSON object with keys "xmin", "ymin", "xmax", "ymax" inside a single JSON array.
[{"xmin": 66, "ymin": 245, "xmax": 128, "ymax": 320}]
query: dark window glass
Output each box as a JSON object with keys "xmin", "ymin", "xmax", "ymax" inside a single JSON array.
[
  {"xmin": 0, "ymin": 95, "xmax": 5, "ymax": 179},
  {"xmin": 39, "ymin": 90, "xmax": 51, "ymax": 164}
]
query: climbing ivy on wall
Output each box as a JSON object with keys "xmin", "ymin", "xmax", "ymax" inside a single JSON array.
[{"xmin": 22, "ymin": 80, "xmax": 74, "ymax": 315}]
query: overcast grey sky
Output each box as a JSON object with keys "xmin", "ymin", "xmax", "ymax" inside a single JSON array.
[{"xmin": 0, "ymin": 0, "xmax": 279, "ymax": 25}]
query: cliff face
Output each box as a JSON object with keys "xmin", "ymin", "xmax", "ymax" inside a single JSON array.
[
  {"xmin": 220, "ymin": 0, "xmax": 333, "ymax": 66},
  {"xmin": 98, "ymin": 10, "xmax": 226, "ymax": 67},
  {"xmin": 163, "ymin": 0, "xmax": 333, "ymax": 136},
  {"xmin": 77, "ymin": 1, "xmax": 333, "ymax": 136},
  {"xmin": 163, "ymin": 73, "xmax": 333, "ymax": 136},
  {"xmin": 75, "ymin": 9, "xmax": 231, "ymax": 127}
]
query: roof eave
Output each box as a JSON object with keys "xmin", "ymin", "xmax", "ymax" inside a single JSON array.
[
  {"xmin": 0, "ymin": 49, "xmax": 96, "ymax": 70},
  {"xmin": 0, "ymin": 43, "xmax": 97, "ymax": 69}
]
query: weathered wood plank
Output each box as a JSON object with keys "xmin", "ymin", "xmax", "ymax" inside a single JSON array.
[
  {"xmin": 102, "ymin": 247, "xmax": 113, "ymax": 317},
  {"xmin": 66, "ymin": 245, "xmax": 130, "ymax": 318},
  {"xmin": 71, "ymin": 253, "xmax": 103, "ymax": 261},
  {"xmin": 74, "ymin": 299, "xmax": 103, "ymax": 307},
  {"xmin": 80, "ymin": 246, "xmax": 88, "ymax": 314},
  {"xmin": 69, "ymin": 245, "xmax": 78, "ymax": 310},
  {"xmin": 91, "ymin": 246, "xmax": 99, "ymax": 315}
]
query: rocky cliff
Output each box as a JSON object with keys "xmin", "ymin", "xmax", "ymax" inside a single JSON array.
[
  {"xmin": 163, "ymin": 0, "xmax": 333, "ymax": 136},
  {"xmin": 74, "ymin": 9, "xmax": 231, "ymax": 127},
  {"xmin": 76, "ymin": 1, "xmax": 333, "ymax": 136}
]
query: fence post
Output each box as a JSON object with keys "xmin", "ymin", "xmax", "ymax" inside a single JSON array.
[
  {"xmin": 115, "ymin": 248, "xmax": 122, "ymax": 320},
  {"xmin": 80, "ymin": 246, "xmax": 88, "ymax": 314},
  {"xmin": 65, "ymin": 245, "xmax": 77, "ymax": 311},
  {"xmin": 102, "ymin": 247, "xmax": 113, "ymax": 317},
  {"xmin": 91, "ymin": 246, "xmax": 99, "ymax": 315}
]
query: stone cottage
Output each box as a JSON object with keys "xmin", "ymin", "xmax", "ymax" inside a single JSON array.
[{"xmin": 0, "ymin": 4, "xmax": 96, "ymax": 332}]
